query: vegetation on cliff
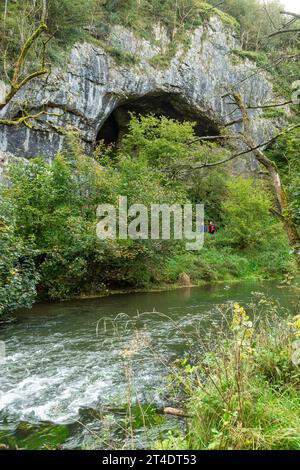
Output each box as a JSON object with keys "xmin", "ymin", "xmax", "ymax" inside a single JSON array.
[{"xmin": 1, "ymin": 1, "xmax": 299, "ymax": 72}]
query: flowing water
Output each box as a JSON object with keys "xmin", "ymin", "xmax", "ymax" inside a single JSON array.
[{"xmin": 0, "ymin": 281, "xmax": 297, "ymax": 449}]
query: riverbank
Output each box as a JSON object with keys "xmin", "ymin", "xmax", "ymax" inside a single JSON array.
[
  {"xmin": 157, "ymin": 297, "xmax": 300, "ymax": 450},
  {"xmin": 0, "ymin": 273, "xmax": 290, "ymax": 327},
  {"xmin": 4, "ymin": 272, "xmax": 291, "ymax": 321},
  {"xmin": 72, "ymin": 275, "xmax": 285, "ymax": 300},
  {"xmin": 50, "ymin": 234, "xmax": 298, "ymax": 304}
]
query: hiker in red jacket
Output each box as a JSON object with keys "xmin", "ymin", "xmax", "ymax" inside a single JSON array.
[{"xmin": 208, "ymin": 221, "xmax": 216, "ymax": 235}]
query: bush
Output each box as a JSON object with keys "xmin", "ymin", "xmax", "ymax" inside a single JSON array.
[
  {"xmin": 1, "ymin": 116, "xmax": 294, "ymax": 312},
  {"xmin": 2, "ymin": 128, "xmax": 188, "ymax": 300},
  {"xmin": 219, "ymin": 178, "xmax": 285, "ymax": 250},
  {"xmin": 0, "ymin": 196, "xmax": 38, "ymax": 317}
]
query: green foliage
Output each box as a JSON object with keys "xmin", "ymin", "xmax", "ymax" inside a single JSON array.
[
  {"xmin": 1, "ymin": 116, "xmax": 294, "ymax": 314},
  {"xmin": 4, "ymin": 152, "xmax": 101, "ymax": 299},
  {"xmin": 231, "ymin": 49, "xmax": 268, "ymax": 67},
  {"xmin": 208, "ymin": 0, "xmax": 298, "ymax": 51},
  {"xmin": 120, "ymin": 114, "xmax": 230, "ymax": 187},
  {"xmin": 3, "ymin": 121, "xmax": 194, "ymax": 300},
  {"xmin": 269, "ymin": 55, "xmax": 300, "ymax": 99},
  {"xmin": 164, "ymin": 176, "xmax": 293, "ymax": 284},
  {"xmin": 164, "ymin": 237, "xmax": 293, "ymax": 284},
  {"xmin": 188, "ymin": 164, "xmax": 229, "ymax": 224},
  {"xmin": 0, "ymin": 0, "xmax": 90, "ymax": 76},
  {"xmin": 0, "ymin": 1, "xmax": 44, "ymax": 77},
  {"xmin": 262, "ymin": 107, "xmax": 289, "ymax": 120},
  {"xmin": 164, "ymin": 247, "xmax": 248, "ymax": 283},
  {"xmin": 267, "ymin": 128, "xmax": 300, "ymax": 225},
  {"xmin": 219, "ymin": 178, "xmax": 283, "ymax": 250},
  {"xmin": 46, "ymin": 0, "xmax": 95, "ymax": 44},
  {"xmin": 100, "ymin": 1, "xmax": 237, "ymax": 38},
  {"xmin": 0, "ymin": 195, "xmax": 38, "ymax": 317},
  {"xmin": 121, "ymin": 114, "xmax": 197, "ymax": 173}
]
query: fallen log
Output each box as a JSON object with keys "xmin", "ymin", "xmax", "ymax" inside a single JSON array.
[{"xmin": 164, "ymin": 407, "xmax": 193, "ymax": 418}]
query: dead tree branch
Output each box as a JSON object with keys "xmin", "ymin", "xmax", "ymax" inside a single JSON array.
[
  {"xmin": 269, "ymin": 28, "xmax": 300, "ymax": 38},
  {"xmin": 0, "ymin": 109, "xmax": 63, "ymax": 128},
  {"xmin": 0, "ymin": 23, "xmax": 49, "ymax": 112},
  {"xmin": 281, "ymin": 11, "xmax": 300, "ymax": 20}
]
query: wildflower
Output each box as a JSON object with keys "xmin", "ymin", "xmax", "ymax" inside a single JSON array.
[
  {"xmin": 289, "ymin": 315, "xmax": 300, "ymax": 338},
  {"xmin": 231, "ymin": 303, "xmax": 251, "ymax": 329}
]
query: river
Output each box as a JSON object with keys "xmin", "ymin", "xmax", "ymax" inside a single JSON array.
[{"xmin": 0, "ymin": 280, "xmax": 296, "ymax": 449}]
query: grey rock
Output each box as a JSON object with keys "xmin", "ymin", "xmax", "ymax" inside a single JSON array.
[{"xmin": 0, "ymin": 17, "xmax": 284, "ymax": 174}]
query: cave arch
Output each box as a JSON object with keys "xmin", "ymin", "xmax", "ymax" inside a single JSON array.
[{"xmin": 96, "ymin": 92, "xmax": 220, "ymax": 146}]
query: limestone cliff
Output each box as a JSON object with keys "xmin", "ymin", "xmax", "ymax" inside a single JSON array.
[{"xmin": 0, "ymin": 16, "xmax": 284, "ymax": 174}]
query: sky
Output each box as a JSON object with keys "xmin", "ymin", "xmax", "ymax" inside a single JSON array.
[{"xmin": 280, "ymin": 0, "xmax": 300, "ymax": 13}]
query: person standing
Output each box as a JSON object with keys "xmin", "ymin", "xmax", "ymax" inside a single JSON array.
[{"xmin": 208, "ymin": 221, "xmax": 216, "ymax": 235}]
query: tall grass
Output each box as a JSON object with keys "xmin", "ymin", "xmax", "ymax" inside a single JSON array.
[{"xmin": 157, "ymin": 295, "xmax": 300, "ymax": 450}]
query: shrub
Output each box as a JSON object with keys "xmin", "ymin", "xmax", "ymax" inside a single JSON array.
[
  {"xmin": 1, "ymin": 116, "xmax": 295, "ymax": 311},
  {"xmin": 3, "ymin": 129, "xmax": 187, "ymax": 300},
  {"xmin": 0, "ymin": 196, "xmax": 38, "ymax": 317},
  {"xmin": 220, "ymin": 178, "xmax": 285, "ymax": 251}
]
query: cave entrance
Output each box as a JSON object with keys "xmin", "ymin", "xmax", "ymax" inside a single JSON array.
[{"xmin": 96, "ymin": 93, "xmax": 219, "ymax": 146}]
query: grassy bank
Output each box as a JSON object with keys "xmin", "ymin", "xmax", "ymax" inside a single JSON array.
[
  {"xmin": 157, "ymin": 295, "xmax": 300, "ymax": 450},
  {"xmin": 165, "ymin": 235, "xmax": 295, "ymax": 285}
]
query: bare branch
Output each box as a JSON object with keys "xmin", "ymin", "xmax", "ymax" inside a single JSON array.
[
  {"xmin": 281, "ymin": 11, "xmax": 300, "ymax": 20},
  {"xmin": 191, "ymin": 123, "xmax": 300, "ymax": 170},
  {"xmin": 0, "ymin": 109, "xmax": 63, "ymax": 128},
  {"xmin": 164, "ymin": 407, "xmax": 193, "ymax": 418},
  {"xmin": 224, "ymin": 118, "xmax": 243, "ymax": 127},
  {"xmin": 188, "ymin": 135, "xmax": 238, "ymax": 145},
  {"xmin": 0, "ymin": 23, "xmax": 49, "ymax": 112},
  {"xmin": 12, "ymin": 22, "xmax": 47, "ymax": 86},
  {"xmin": 207, "ymin": 1, "xmax": 224, "ymax": 12},
  {"xmin": 247, "ymin": 100, "xmax": 293, "ymax": 109},
  {"xmin": 269, "ymin": 28, "xmax": 300, "ymax": 38}
]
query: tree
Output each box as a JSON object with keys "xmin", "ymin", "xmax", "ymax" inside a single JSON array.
[
  {"xmin": 266, "ymin": 128, "xmax": 300, "ymax": 226},
  {"xmin": 188, "ymin": 90, "xmax": 300, "ymax": 261},
  {"xmin": 207, "ymin": 0, "xmax": 299, "ymax": 50},
  {"xmin": 231, "ymin": 92, "xmax": 300, "ymax": 250},
  {"xmin": 0, "ymin": 22, "xmax": 56, "ymax": 127},
  {"xmin": 220, "ymin": 178, "xmax": 280, "ymax": 250}
]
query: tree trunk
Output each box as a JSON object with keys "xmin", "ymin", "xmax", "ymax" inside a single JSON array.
[
  {"xmin": 232, "ymin": 93, "xmax": 300, "ymax": 263},
  {"xmin": 253, "ymin": 147, "xmax": 300, "ymax": 250}
]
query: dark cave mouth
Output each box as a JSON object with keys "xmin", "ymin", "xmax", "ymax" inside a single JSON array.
[{"xmin": 96, "ymin": 93, "xmax": 220, "ymax": 146}]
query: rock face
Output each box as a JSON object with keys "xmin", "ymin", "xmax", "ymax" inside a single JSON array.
[{"xmin": 0, "ymin": 17, "xmax": 282, "ymax": 173}]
